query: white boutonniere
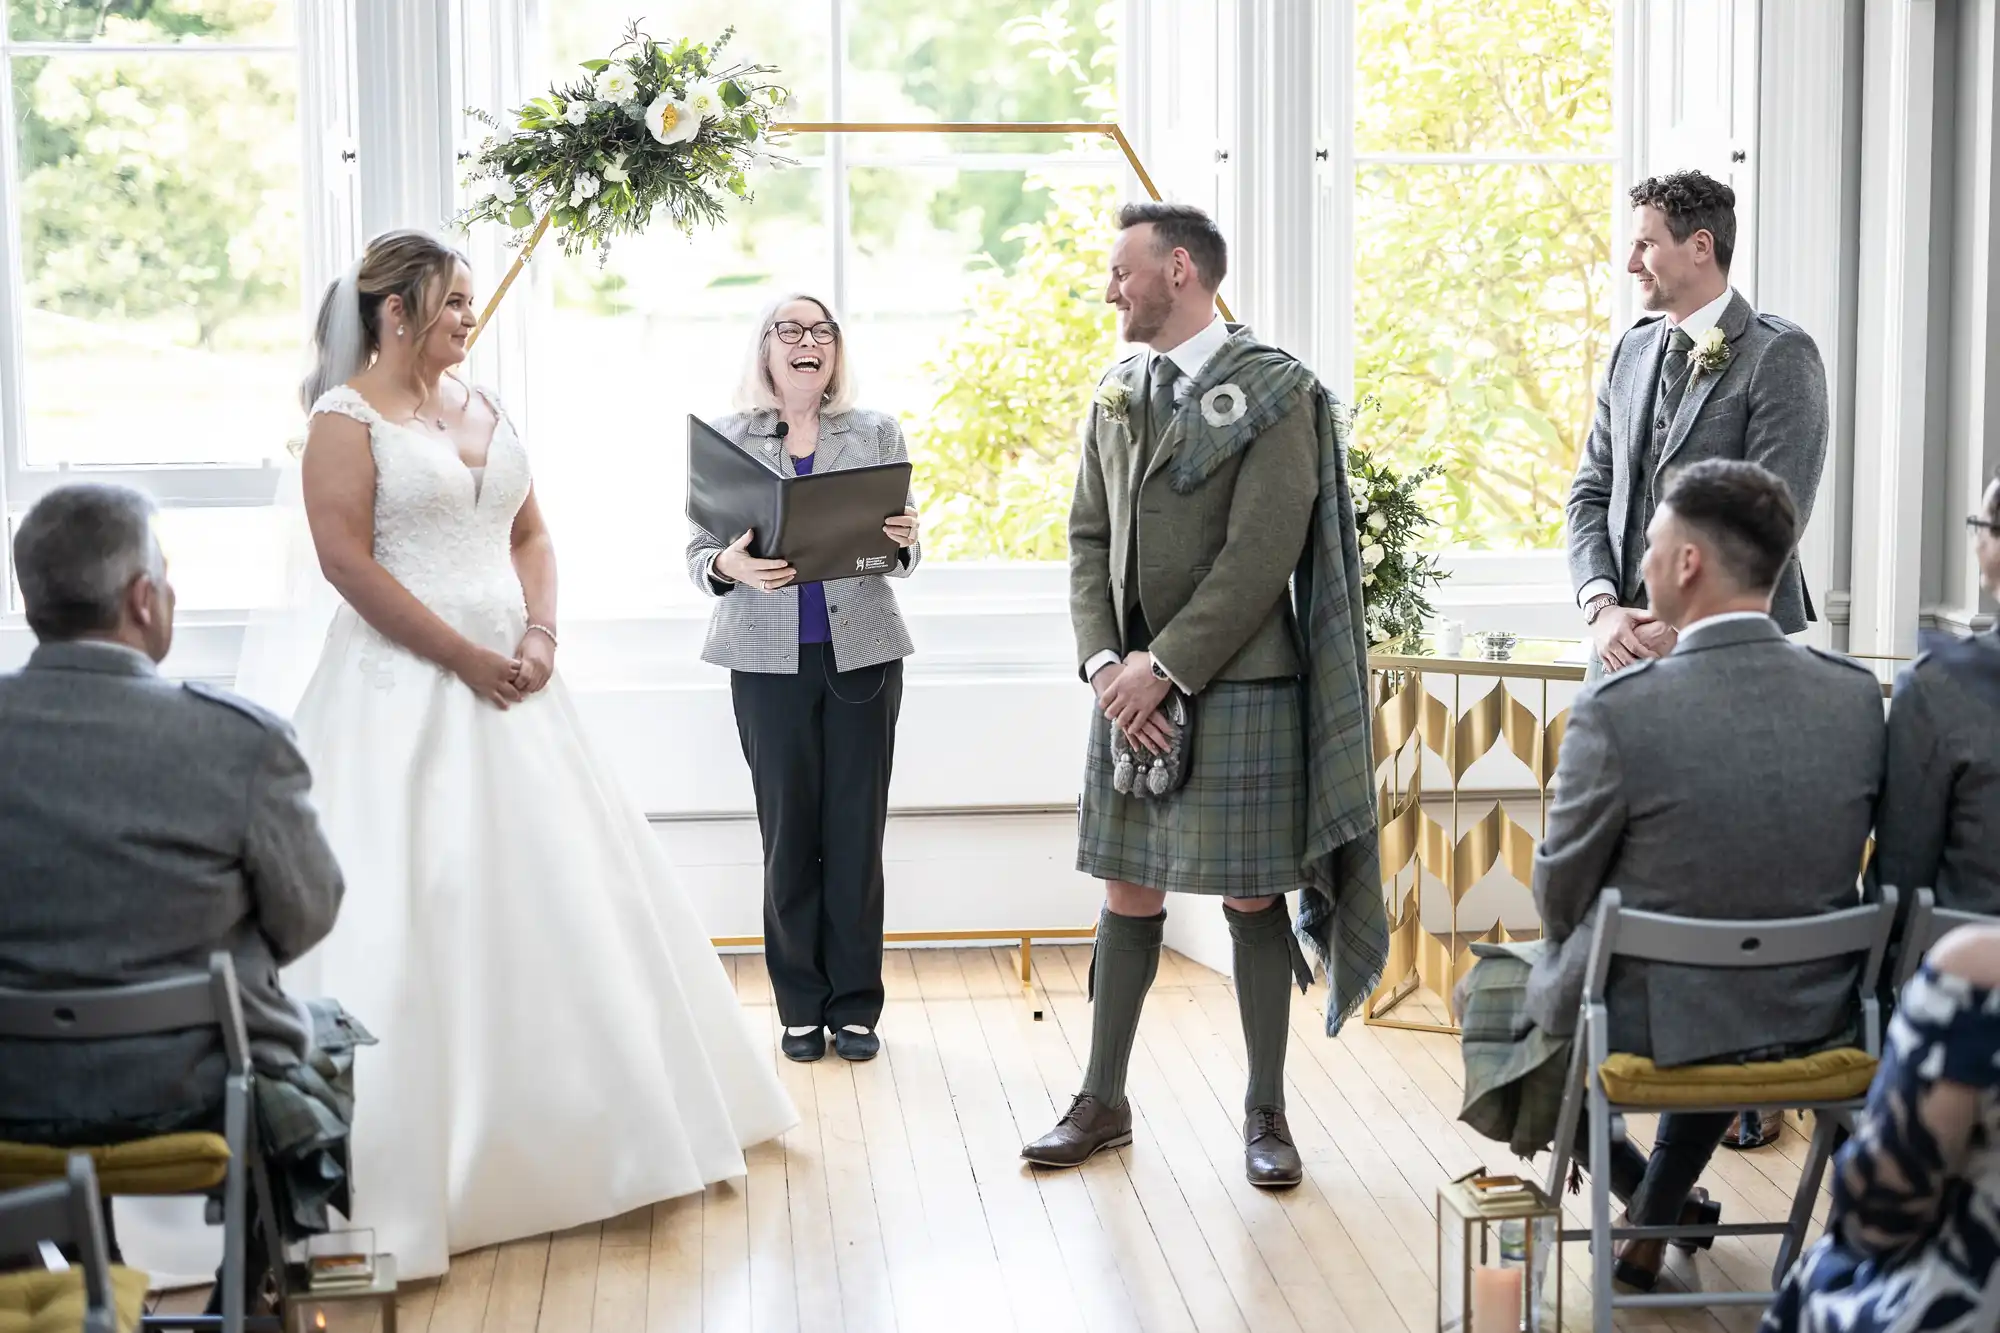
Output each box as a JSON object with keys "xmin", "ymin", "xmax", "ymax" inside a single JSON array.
[
  {"xmin": 1691, "ymin": 327, "xmax": 1732, "ymax": 379},
  {"xmin": 1199, "ymin": 382, "xmax": 1248, "ymax": 428},
  {"xmin": 1092, "ymin": 380, "xmax": 1131, "ymax": 427}
]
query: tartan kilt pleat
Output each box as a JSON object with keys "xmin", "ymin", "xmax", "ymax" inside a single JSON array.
[{"xmin": 1076, "ymin": 679, "xmax": 1308, "ymax": 896}]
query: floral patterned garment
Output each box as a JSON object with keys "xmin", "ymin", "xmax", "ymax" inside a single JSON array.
[{"xmin": 1762, "ymin": 964, "xmax": 2000, "ymax": 1332}]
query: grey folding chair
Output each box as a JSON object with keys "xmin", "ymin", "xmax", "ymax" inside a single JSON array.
[
  {"xmin": 0, "ymin": 1154, "xmax": 126, "ymax": 1333},
  {"xmin": 1542, "ymin": 888, "xmax": 1898, "ymax": 1332},
  {"xmin": 1897, "ymin": 887, "xmax": 1995, "ymax": 987},
  {"xmin": 0, "ymin": 952, "xmax": 287, "ymax": 1333}
]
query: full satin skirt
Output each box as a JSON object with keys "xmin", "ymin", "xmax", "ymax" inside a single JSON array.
[{"xmin": 277, "ymin": 604, "xmax": 795, "ymax": 1278}]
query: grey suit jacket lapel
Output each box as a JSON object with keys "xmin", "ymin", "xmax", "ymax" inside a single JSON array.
[
  {"xmin": 1104, "ymin": 357, "xmax": 1145, "ymax": 490},
  {"xmin": 743, "ymin": 408, "xmax": 853, "ymax": 473},
  {"xmin": 1625, "ymin": 319, "xmax": 1668, "ymax": 474},
  {"xmin": 816, "ymin": 412, "xmax": 855, "ymax": 473},
  {"xmin": 1659, "ymin": 292, "xmax": 1755, "ymax": 471}
]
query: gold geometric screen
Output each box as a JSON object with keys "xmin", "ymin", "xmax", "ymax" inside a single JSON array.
[{"xmin": 1366, "ymin": 663, "xmax": 1578, "ymax": 1034}]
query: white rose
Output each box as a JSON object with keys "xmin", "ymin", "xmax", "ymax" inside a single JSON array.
[
  {"xmin": 686, "ymin": 81, "xmax": 726, "ymax": 123},
  {"xmin": 1358, "ymin": 532, "xmax": 1374, "ymax": 550},
  {"xmin": 646, "ymin": 93, "xmax": 701, "ymax": 147},
  {"xmin": 593, "ymin": 66, "xmax": 638, "ymax": 104},
  {"xmin": 1367, "ymin": 511, "xmax": 1388, "ymax": 533},
  {"xmin": 569, "ymin": 172, "xmax": 599, "ymax": 207},
  {"xmin": 564, "ymin": 101, "xmax": 589, "ymax": 126},
  {"xmin": 1363, "ymin": 544, "xmax": 1387, "ymax": 569},
  {"xmin": 492, "ymin": 178, "xmax": 519, "ymax": 204}
]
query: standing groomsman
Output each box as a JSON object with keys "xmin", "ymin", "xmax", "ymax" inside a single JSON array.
[
  {"xmin": 1570, "ymin": 169, "xmax": 1828, "ymax": 675},
  {"xmin": 1566, "ymin": 168, "xmax": 1832, "ymax": 1149}
]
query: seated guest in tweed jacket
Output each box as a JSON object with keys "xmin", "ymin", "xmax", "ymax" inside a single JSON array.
[
  {"xmin": 1461, "ymin": 460, "xmax": 1883, "ymax": 1293},
  {"xmin": 685, "ymin": 293, "xmax": 920, "ymax": 1065},
  {"xmin": 0, "ymin": 484, "xmax": 347, "ymax": 1140},
  {"xmin": 1872, "ymin": 467, "xmax": 2000, "ymax": 916},
  {"xmin": 1021, "ymin": 202, "xmax": 1384, "ymax": 1190},
  {"xmin": 0, "ymin": 484, "xmax": 360, "ymax": 1302}
]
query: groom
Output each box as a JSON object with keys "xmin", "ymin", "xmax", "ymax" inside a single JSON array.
[
  {"xmin": 1021, "ymin": 202, "xmax": 1380, "ymax": 1187},
  {"xmin": 1567, "ymin": 169, "xmax": 1830, "ymax": 1150}
]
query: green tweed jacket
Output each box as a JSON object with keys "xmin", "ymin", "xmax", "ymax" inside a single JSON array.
[{"xmin": 1068, "ymin": 331, "xmax": 1319, "ymax": 694}]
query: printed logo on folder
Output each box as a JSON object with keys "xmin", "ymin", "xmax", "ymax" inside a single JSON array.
[{"xmin": 855, "ymin": 555, "xmax": 892, "ymax": 572}]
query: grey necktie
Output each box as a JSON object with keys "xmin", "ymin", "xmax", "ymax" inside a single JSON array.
[
  {"xmin": 1148, "ymin": 356, "xmax": 1182, "ymax": 436},
  {"xmin": 1655, "ymin": 326, "xmax": 1697, "ymax": 436}
]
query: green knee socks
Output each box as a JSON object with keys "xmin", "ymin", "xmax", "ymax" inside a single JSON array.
[
  {"xmin": 1228, "ymin": 897, "xmax": 1295, "ymax": 1113},
  {"xmin": 1080, "ymin": 907, "xmax": 1165, "ymax": 1108}
]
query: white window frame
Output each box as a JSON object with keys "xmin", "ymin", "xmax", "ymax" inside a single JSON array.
[
  {"xmin": 1312, "ymin": 0, "xmax": 1635, "ymax": 589},
  {"xmin": 0, "ymin": 6, "xmax": 354, "ymax": 516}
]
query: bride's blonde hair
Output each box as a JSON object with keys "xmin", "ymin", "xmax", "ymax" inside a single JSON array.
[
  {"xmin": 732, "ymin": 291, "xmax": 858, "ymax": 415},
  {"xmin": 300, "ymin": 230, "xmax": 471, "ymax": 411}
]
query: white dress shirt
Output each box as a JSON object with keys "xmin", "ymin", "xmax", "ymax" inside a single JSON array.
[
  {"xmin": 1677, "ymin": 609, "xmax": 1774, "ymax": 637},
  {"xmin": 1084, "ymin": 316, "xmax": 1231, "ymax": 690},
  {"xmin": 1578, "ymin": 287, "xmax": 1737, "ymax": 612}
]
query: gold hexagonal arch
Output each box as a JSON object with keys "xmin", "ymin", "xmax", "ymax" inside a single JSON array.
[{"xmin": 467, "ymin": 120, "xmax": 1233, "ymax": 349}]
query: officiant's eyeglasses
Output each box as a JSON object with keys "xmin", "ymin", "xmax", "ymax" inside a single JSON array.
[
  {"xmin": 771, "ymin": 320, "xmax": 840, "ymax": 346},
  {"xmin": 1969, "ymin": 514, "xmax": 2000, "ymax": 538}
]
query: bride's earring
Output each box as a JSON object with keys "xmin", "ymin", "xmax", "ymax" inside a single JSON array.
[{"xmin": 397, "ymin": 324, "xmax": 407, "ymax": 338}]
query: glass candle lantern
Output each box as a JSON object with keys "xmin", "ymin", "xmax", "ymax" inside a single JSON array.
[
  {"xmin": 286, "ymin": 1233, "xmax": 398, "ymax": 1333},
  {"xmin": 1437, "ymin": 1171, "xmax": 1560, "ymax": 1333}
]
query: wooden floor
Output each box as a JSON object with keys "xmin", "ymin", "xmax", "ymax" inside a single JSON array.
[{"xmin": 159, "ymin": 945, "xmax": 1830, "ymax": 1332}]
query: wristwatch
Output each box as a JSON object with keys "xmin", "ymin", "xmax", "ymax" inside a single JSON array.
[{"xmin": 1583, "ymin": 593, "xmax": 1618, "ymax": 625}]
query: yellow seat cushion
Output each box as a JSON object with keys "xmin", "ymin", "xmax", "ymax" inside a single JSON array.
[
  {"xmin": 0, "ymin": 1134, "xmax": 230, "ymax": 1195},
  {"xmin": 0, "ymin": 1264, "xmax": 148, "ymax": 1333},
  {"xmin": 1597, "ymin": 1047, "xmax": 1880, "ymax": 1108}
]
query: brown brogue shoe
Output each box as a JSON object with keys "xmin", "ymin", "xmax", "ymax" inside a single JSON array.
[
  {"xmin": 1020, "ymin": 1094, "xmax": 1133, "ymax": 1168},
  {"xmin": 1244, "ymin": 1107, "xmax": 1302, "ymax": 1188}
]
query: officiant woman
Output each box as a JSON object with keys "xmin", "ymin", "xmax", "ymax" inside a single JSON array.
[{"xmin": 685, "ymin": 293, "xmax": 921, "ymax": 1064}]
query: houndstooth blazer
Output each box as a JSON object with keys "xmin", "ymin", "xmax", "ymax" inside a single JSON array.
[{"xmin": 685, "ymin": 407, "xmax": 919, "ymax": 674}]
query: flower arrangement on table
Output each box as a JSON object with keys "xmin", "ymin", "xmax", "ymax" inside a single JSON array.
[
  {"xmin": 1348, "ymin": 399, "xmax": 1449, "ymax": 652},
  {"xmin": 457, "ymin": 22, "xmax": 791, "ymax": 282}
]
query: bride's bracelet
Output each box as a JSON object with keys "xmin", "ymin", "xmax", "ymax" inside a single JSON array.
[{"xmin": 525, "ymin": 623, "xmax": 559, "ymax": 649}]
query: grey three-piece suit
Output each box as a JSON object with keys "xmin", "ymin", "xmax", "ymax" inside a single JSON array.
[
  {"xmin": 1567, "ymin": 292, "xmax": 1829, "ymax": 634},
  {"xmin": 0, "ymin": 640, "xmax": 345, "ymax": 1140}
]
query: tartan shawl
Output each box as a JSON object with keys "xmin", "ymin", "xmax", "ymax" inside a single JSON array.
[{"xmin": 1165, "ymin": 328, "xmax": 1386, "ymax": 1034}]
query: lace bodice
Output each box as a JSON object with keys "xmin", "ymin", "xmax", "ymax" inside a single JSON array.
[{"xmin": 311, "ymin": 384, "xmax": 530, "ymax": 630}]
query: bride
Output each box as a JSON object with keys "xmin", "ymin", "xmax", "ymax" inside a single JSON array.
[{"xmin": 238, "ymin": 229, "xmax": 796, "ymax": 1279}]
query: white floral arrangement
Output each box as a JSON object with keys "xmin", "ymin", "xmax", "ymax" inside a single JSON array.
[
  {"xmin": 1092, "ymin": 379, "xmax": 1131, "ymax": 427},
  {"xmin": 1349, "ymin": 401, "xmax": 1448, "ymax": 650},
  {"xmin": 1691, "ymin": 326, "xmax": 1732, "ymax": 379},
  {"xmin": 457, "ymin": 23, "xmax": 791, "ymax": 257}
]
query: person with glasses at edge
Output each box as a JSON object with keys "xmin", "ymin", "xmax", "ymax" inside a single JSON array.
[
  {"xmin": 686, "ymin": 294, "xmax": 921, "ymax": 1064},
  {"xmin": 1870, "ymin": 466, "xmax": 2000, "ymax": 918}
]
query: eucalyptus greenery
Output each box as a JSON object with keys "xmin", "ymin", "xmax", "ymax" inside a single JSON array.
[
  {"xmin": 1349, "ymin": 396, "xmax": 1450, "ymax": 651},
  {"xmin": 457, "ymin": 24, "xmax": 791, "ymax": 258}
]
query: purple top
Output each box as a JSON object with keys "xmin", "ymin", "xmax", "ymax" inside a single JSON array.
[{"xmin": 791, "ymin": 452, "xmax": 832, "ymax": 644}]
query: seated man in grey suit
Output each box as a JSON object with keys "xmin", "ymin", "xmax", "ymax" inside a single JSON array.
[
  {"xmin": 0, "ymin": 484, "xmax": 345, "ymax": 1157},
  {"xmin": 1528, "ymin": 459, "xmax": 1885, "ymax": 1290},
  {"xmin": 1872, "ymin": 466, "xmax": 2000, "ymax": 915}
]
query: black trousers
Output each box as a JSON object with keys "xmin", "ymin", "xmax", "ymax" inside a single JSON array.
[
  {"xmin": 1578, "ymin": 1109, "xmax": 1736, "ymax": 1223},
  {"xmin": 731, "ymin": 643, "xmax": 903, "ymax": 1029}
]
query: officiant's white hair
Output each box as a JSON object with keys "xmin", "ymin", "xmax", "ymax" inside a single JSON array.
[{"xmin": 734, "ymin": 291, "xmax": 858, "ymax": 415}]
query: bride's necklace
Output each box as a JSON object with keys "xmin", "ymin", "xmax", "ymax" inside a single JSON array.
[{"xmin": 398, "ymin": 381, "xmax": 450, "ymax": 432}]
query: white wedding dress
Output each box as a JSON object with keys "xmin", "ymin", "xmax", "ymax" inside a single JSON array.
[{"xmin": 265, "ymin": 384, "xmax": 795, "ymax": 1278}]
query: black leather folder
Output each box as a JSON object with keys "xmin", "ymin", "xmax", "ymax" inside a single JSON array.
[{"xmin": 686, "ymin": 413, "xmax": 913, "ymax": 585}]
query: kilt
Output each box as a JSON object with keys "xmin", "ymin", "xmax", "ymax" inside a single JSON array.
[{"xmin": 1077, "ymin": 679, "xmax": 1307, "ymax": 896}]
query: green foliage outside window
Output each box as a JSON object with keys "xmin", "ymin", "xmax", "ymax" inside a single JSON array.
[{"xmin": 13, "ymin": 1, "xmax": 298, "ymax": 349}]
